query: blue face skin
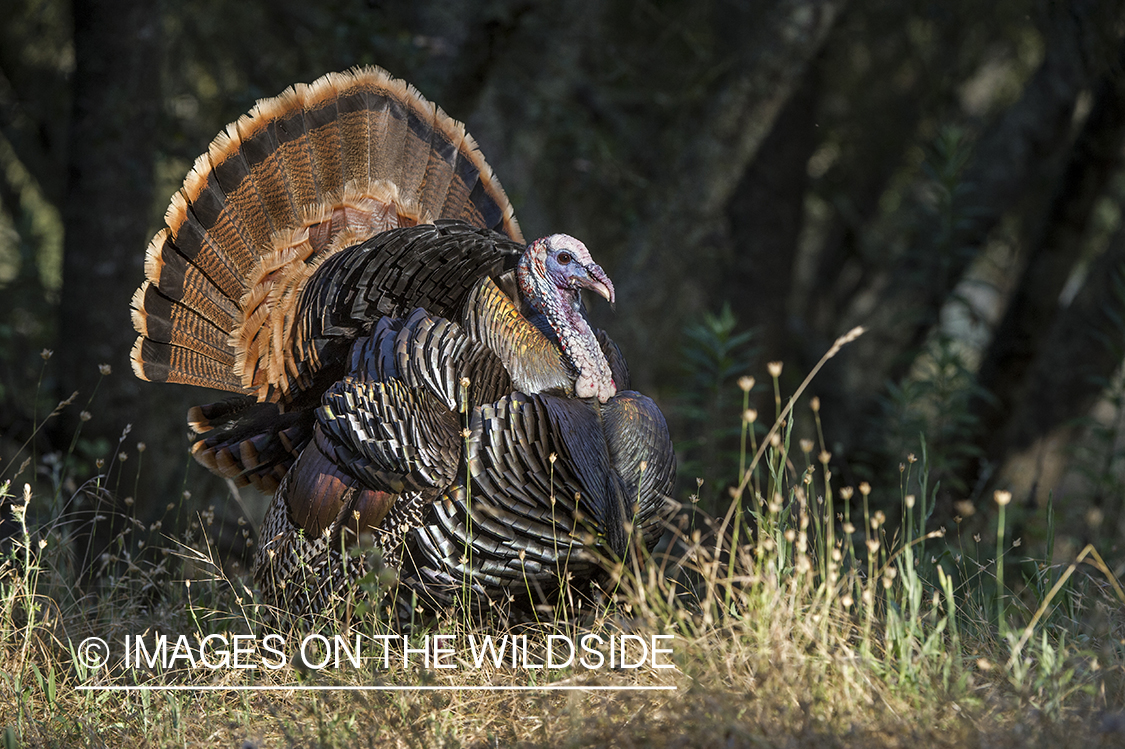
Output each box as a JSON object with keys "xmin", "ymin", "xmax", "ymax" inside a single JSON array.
[
  {"xmin": 518, "ymin": 233, "xmax": 619, "ymax": 402},
  {"xmin": 542, "ymin": 241, "xmax": 615, "ymax": 309}
]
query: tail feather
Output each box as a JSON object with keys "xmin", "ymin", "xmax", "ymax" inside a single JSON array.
[
  {"xmin": 441, "ymin": 138, "xmax": 485, "ymax": 227},
  {"xmin": 160, "ymin": 197, "xmax": 249, "ymax": 300},
  {"xmin": 131, "ymin": 337, "xmax": 241, "ymax": 390},
  {"xmin": 398, "ymin": 103, "xmax": 437, "ymax": 207},
  {"xmin": 334, "ymin": 76, "xmax": 374, "ymax": 189},
  {"xmin": 417, "ymin": 111, "xmax": 463, "ymax": 225},
  {"xmin": 301, "ymin": 77, "xmax": 344, "ymax": 202},
  {"xmin": 132, "ymin": 66, "xmax": 524, "ymax": 404},
  {"xmin": 187, "ymin": 397, "xmax": 314, "ymax": 493},
  {"xmin": 132, "ymin": 284, "xmax": 235, "ymax": 365},
  {"xmin": 271, "ymin": 90, "xmax": 321, "ymax": 211},
  {"xmin": 234, "ymin": 114, "xmax": 300, "ymax": 233},
  {"xmin": 368, "ymin": 83, "xmax": 410, "ymax": 198},
  {"xmin": 141, "ymin": 236, "xmax": 240, "ymax": 327},
  {"xmin": 198, "ymin": 130, "xmax": 268, "ymax": 264}
]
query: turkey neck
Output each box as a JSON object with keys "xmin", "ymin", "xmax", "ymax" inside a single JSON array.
[
  {"xmin": 518, "ymin": 265, "xmax": 616, "ymax": 402},
  {"xmin": 557, "ymin": 291, "xmax": 615, "ymax": 400}
]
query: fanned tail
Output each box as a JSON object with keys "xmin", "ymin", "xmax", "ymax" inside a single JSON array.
[{"xmin": 131, "ymin": 66, "xmax": 523, "ymax": 402}]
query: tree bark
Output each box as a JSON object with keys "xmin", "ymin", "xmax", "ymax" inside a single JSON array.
[
  {"xmin": 833, "ymin": 0, "xmax": 1125, "ymax": 452},
  {"xmin": 57, "ymin": 0, "xmax": 203, "ymax": 569},
  {"xmin": 974, "ymin": 41, "xmax": 1125, "ymax": 478},
  {"xmin": 1000, "ymin": 221, "xmax": 1125, "ymax": 459},
  {"xmin": 722, "ymin": 64, "xmax": 820, "ymax": 365},
  {"xmin": 612, "ymin": 0, "xmax": 845, "ymax": 391}
]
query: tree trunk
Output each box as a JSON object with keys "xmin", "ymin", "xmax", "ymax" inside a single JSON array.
[
  {"xmin": 973, "ymin": 41, "xmax": 1125, "ymax": 481},
  {"xmin": 722, "ymin": 64, "xmax": 820, "ymax": 365},
  {"xmin": 1000, "ymin": 222, "xmax": 1125, "ymax": 459},
  {"xmin": 833, "ymin": 0, "xmax": 1125, "ymax": 455},
  {"xmin": 57, "ymin": 0, "xmax": 202, "ymax": 573},
  {"xmin": 612, "ymin": 0, "xmax": 844, "ymax": 391}
]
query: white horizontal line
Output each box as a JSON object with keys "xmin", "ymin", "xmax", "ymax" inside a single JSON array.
[{"xmin": 77, "ymin": 684, "xmax": 676, "ymax": 692}]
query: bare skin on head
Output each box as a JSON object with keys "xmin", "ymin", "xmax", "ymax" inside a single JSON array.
[{"xmin": 517, "ymin": 234, "xmax": 617, "ymax": 403}]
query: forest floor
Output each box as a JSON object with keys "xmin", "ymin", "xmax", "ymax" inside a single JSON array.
[
  {"xmin": 2, "ymin": 350, "xmax": 1125, "ymax": 748},
  {"xmin": 3, "ymin": 460, "xmax": 1125, "ymax": 749}
]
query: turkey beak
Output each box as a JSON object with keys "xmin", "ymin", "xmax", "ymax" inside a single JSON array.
[{"xmin": 580, "ymin": 264, "xmax": 616, "ymax": 311}]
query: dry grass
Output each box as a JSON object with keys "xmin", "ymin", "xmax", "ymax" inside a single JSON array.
[
  {"xmin": 3, "ymin": 473, "xmax": 1123, "ymax": 748},
  {"xmin": 3, "ymin": 352, "xmax": 1125, "ymax": 747}
]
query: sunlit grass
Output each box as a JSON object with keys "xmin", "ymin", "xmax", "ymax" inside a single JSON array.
[{"xmin": 2, "ymin": 350, "xmax": 1125, "ymax": 748}]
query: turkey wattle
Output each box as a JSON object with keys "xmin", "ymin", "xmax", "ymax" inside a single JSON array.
[{"xmin": 129, "ymin": 66, "xmax": 676, "ymax": 622}]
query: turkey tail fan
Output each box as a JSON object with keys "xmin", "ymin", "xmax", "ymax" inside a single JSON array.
[{"xmin": 131, "ymin": 66, "xmax": 524, "ymax": 403}]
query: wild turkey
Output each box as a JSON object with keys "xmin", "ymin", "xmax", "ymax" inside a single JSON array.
[{"xmin": 130, "ymin": 67, "xmax": 676, "ymax": 622}]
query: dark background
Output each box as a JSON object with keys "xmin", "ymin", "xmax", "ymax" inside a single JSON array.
[{"xmin": 3, "ymin": 0, "xmax": 1125, "ymax": 569}]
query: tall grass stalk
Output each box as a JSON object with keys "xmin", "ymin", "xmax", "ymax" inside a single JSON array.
[
  {"xmin": 995, "ymin": 489, "xmax": 1011, "ymax": 635},
  {"xmin": 3, "ymin": 341, "xmax": 1125, "ymax": 746},
  {"xmin": 732, "ymin": 326, "xmax": 865, "ymax": 501}
]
